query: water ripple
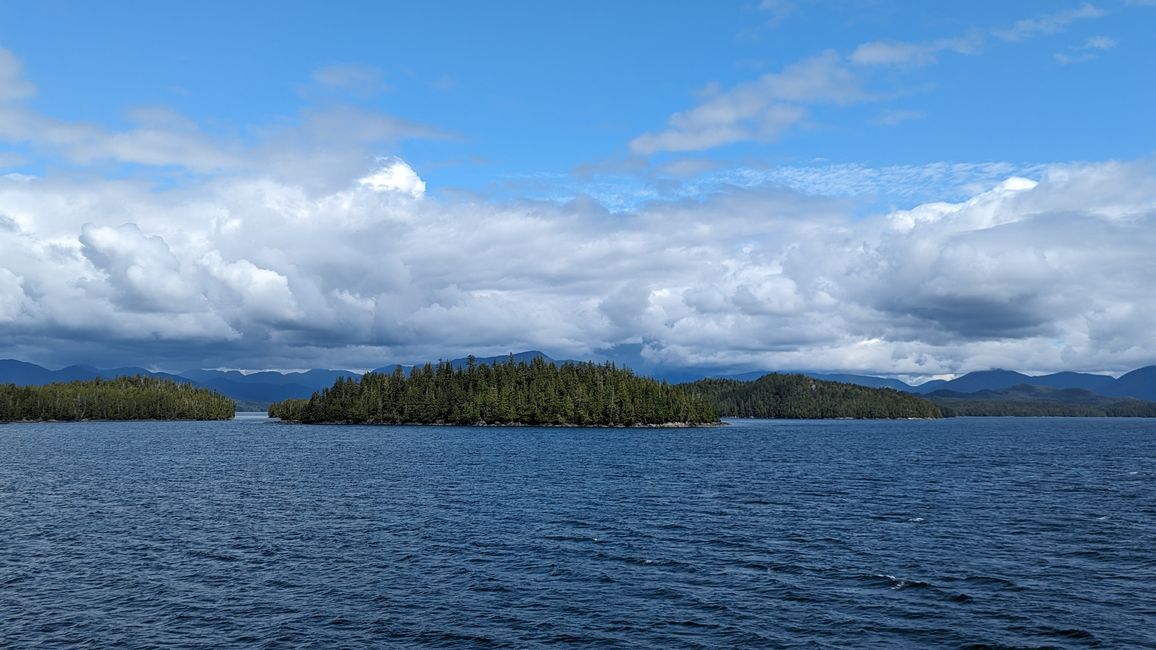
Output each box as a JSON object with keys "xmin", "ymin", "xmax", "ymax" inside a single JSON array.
[{"xmin": 1, "ymin": 417, "xmax": 1154, "ymax": 648}]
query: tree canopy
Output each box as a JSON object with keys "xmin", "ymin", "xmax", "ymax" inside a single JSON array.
[
  {"xmin": 684, "ymin": 373, "xmax": 943, "ymax": 419},
  {"xmin": 0, "ymin": 376, "xmax": 235, "ymax": 422},
  {"xmin": 270, "ymin": 356, "xmax": 719, "ymax": 426}
]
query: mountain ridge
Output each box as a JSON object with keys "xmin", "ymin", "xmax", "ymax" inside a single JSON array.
[{"xmin": 2, "ymin": 356, "xmax": 1155, "ymax": 409}]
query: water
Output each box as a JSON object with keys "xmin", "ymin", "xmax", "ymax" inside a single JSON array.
[{"xmin": 2, "ymin": 416, "xmax": 1154, "ymax": 648}]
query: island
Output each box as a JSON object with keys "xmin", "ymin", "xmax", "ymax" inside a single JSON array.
[
  {"xmin": 269, "ymin": 356, "xmax": 720, "ymax": 426},
  {"xmin": 683, "ymin": 373, "xmax": 943, "ymax": 419},
  {"xmin": 0, "ymin": 376, "xmax": 235, "ymax": 422}
]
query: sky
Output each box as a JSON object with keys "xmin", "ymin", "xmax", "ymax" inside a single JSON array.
[{"xmin": 0, "ymin": 1, "xmax": 1154, "ymax": 378}]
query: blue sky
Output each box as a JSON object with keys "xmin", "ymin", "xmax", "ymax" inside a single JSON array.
[{"xmin": 1, "ymin": 1, "xmax": 1155, "ymax": 377}]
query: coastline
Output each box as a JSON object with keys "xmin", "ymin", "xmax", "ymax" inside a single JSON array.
[{"xmin": 271, "ymin": 419, "xmax": 727, "ymax": 428}]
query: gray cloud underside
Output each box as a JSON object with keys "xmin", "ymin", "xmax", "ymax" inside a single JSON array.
[{"xmin": 2, "ymin": 159, "xmax": 1155, "ymax": 376}]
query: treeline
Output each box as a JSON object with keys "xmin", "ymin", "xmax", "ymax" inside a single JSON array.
[
  {"xmin": 684, "ymin": 373, "xmax": 943, "ymax": 419},
  {"xmin": 269, "ymin": 356, "xmax": 719, "ymax": 426},
  {"xmin": 0, "ymin": 376, "xmax": 235, "ymax": 422},
  {"xmin": 929, "ymin": 398, "xmax": 1156, "ymax": 417}
]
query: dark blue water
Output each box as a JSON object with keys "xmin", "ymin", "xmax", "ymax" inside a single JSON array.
[{"xmin": 2, "ymin": 416, "xmax": 1154, "ymax": 648}]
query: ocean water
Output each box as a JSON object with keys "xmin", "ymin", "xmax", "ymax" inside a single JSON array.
[{"xmin": 1, "ymin": 416, "xmax": 1154, "ymax": 648}]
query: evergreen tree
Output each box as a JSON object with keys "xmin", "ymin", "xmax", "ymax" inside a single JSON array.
[
  {"xmin": 0, "ymin": 376, "xmax": 235, "ymax": 422},
  {"xmin": 269, "ymin": 357, "xmax": 720, "ymax": 426}
]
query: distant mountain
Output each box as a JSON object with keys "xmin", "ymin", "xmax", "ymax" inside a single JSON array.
[
  {"xmin": 927, "ymin": 384, "xmax": 1156, "ymax": 417},
  {"xmin": 906, "ymin": 367, "xmax": 1156, "ymax": 402},
  {"xmin": 1026, "ymin": 371, "xmax": 1118, "ymax": 393},
  {"xmin": 176, "ymin": 368, "xmax": 362, "ymax": 408},
  {"xmin": 180, "ymin": 368, "xmax": 359, "ymax": 387},
  {"xmin": 1110, "ymin": 366, "xmax": 1156, "ymax": 401},
  {"xmin": 802, "ymin": 373, "xmax": 914, "ymax": 392},
  {"xmin": 909, "ymin": 379, "xmax": 947, "ymax": 393},
  {"xmin": 714, "ymin": 370, "xmax": 914, "ymax": 391},
  {"xmin": 371, "ymin": 350, "xmax": 560, "ymax": 375},
  {"xmin": 5, "ymin": 354, "xmax": 1156, "ymax": 413},
  {"xmin": 702, "ymin": 365, "xmax": 1156, "ymax": 403},
  {"xmin": 908, "ymin": 369, "xmax": 1125, "ymax": 395},
  {"xmin": 0, "ymin": 359, "xmax": 188, "ymax": 386},
  {"xmin": 908, "ymin": 369, "xmax": 1032, "ymax": 394},
  {"xmin": 0, "ymin": 359, "xmax": 61, "ymax": 385}
]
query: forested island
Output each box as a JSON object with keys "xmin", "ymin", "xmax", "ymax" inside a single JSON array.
[
  {"xmin": 685, "ymin": 373, "xmax": 943, "ymax": 419},
  {"xmin": 269, "ymin": 357, "xmax": 720, "ymax": 426},
  {"xmin": 0, "ymin": 376, "xmax": 235, "ymax": 422}
]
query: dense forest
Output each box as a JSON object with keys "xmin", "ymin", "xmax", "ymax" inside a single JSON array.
[
  {"xmin": 684, "ymin": 373, "xmax": 943, "ymax": 419},
  {"xmin": 0, "ymin": 376, "xmax": 235, "ymax": 422},
  {"xmin": 269, "ymin": 356, "xmax": 719, "ymax": 426},
  {"xmin": 928, "ymin": 385, "xmax": 1156, "ymax": 417}
]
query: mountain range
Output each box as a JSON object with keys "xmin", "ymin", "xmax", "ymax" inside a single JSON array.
[{"xmin": 2, "ymin": 353, "xmax": 1155, "ymax": 409}]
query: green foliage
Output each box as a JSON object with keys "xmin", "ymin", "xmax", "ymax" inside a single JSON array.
[
  {"xmin": 0, "ymin": 376, "xmax": 235, "ymax": 422},
  {"xmin": 269, "ymin": 356, "xmax": 719, "ymax": 426},
  {"xmin": 684, "ymin": 373, "xmax": 943, "ymax": 419},
  {"xmin": 930, "ymin": 397, "xmax": 1156, "ymax": 417}
]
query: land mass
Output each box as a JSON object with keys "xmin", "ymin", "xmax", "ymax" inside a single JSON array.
[
  {"xmin": 0, "ymin": 376, "xmax": 235, "ymax": 422},
  {"xmin": 270, "ymin": 358, "xmax": 950, "ymax": 425},
  {"xmin": 926, "ymin": 384, "xmax": 1156, "ymax": 417},
  {"xmin": 684, "ymin": 374, "xmax": 943, "ymax": 419},
  {"xmin": 5, "ymin": 353, "xmax": 1156, "ymax": 418},
  {"xmin": 270, "ymin": 356, "xmax": 720, "ymax": 426}
]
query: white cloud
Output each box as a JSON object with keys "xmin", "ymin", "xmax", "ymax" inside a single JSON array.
[
  {"xmin": 2, "ymin": 153, "xmax": 1155, "ymax": 376},
  {"xmin": 631, "ymin": 51, "xmax": 861, "ymax": 154},
  {"xmin": 0, "ymin": 45, "xmax": 1153, "ymax": 377},
  {"xmin": 200, "ymin": 251, "xmax": 300, "ymax": 323},
  {"xmin": 1055, "ymin": 35, "xmax": 1117, "ymax": 64},
  {"xmin": 0, "ymin": 48, "xmax": 35, "ymax": 102},
  {"xmin": 0, "ymin": 267, "xmax": 25, "ymax": 321},
  {"xmin": 632, "ymin": 4, "xmax": 1113, "ymax": 155},
  {"xmin": 0, "ymin": 48, "xmax": 444, "ymax": 191},
  {"xmin": 358, "ymin": 157, "xmax": 427, "ymax": 198},
  {"xmin": 79, "ymin": 223, "xmax": 205, "ymax": 313},
  {"xmin": 851, "ymin": 34, "xmax": 981, "ymax": 66},
  {"xmin": 1085, "ymin": 35, "xmax": 1117, "ymax": 50},
  {"xmin": 993, "ymin": 3, "xmax": 1106, "ymax": 42},
  {"xmin": 310, "ymin": 64, "xmax": 387, "ymax": 94},
  {"xmin": 873, "ymin": 109, "xmax": 926, "ymax": 126}
]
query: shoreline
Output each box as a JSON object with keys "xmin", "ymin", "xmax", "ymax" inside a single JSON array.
[{"xmin": 272, "ymin": 419, "xmax": 727, "ymax": 428}]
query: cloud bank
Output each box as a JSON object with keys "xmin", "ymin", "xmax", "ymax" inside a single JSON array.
[
  {"xmin": 1, "ymin": 46, "xmax": 1153, "ymax": 377},
  {"xmin": 2, "ymin": 153, "xmax": 1155, "ymax": 376}
]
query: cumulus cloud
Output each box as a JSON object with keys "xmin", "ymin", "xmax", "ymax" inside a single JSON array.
[
  {"xmin": 358, "ymin": 157, "xmax": 426, "ymax": 198},
  {"xmin": 0, "ymin": 267, "xmax": 25, "ymax": 321},
  {"xmin": 3, "ymin": 154, "xmax": 1156, "ymax": 376},
  {"xmin": 1, "ymin": 47, "xmax": 1154, "ymax": 377}
]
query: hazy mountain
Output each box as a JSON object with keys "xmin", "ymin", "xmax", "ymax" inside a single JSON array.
[
  {"xmin": 1026, "ymin": 371, "xmax": 1118, "ymax": 393},
  {"xmin": 926, "ymin": 384, "xmax": 1156, "ymax": 417},
  {"xmin": 714, "ymin": 370, "xmax": 912, "ymax": 391},
  {"xmin": 699, "ymin": 365, "xmax": 1156, "ymax": 402},
  {"xmin": 371, "ymin": 350, "xmax": 560, "ymax": 375},
  {"xmin": 0, "ymin": 359, "xmax": 60, "ymax": 385},
  {"xmin": 1111, "ymin": 366, "xmax": 1156, "ymax": 401},
  {"xmin": 0, "ymin": 360, "xmax": 187, "ymax": 386},
  {"xmin": 4, "ymin": 355, "xmax": 1156, "ymax": 412}
]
